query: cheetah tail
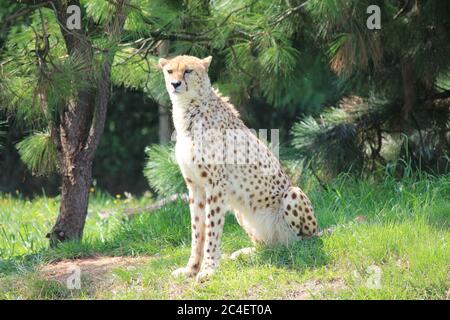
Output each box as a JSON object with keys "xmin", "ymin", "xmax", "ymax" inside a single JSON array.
[{"xmin": 280, "ymin": 186, "xmax": 318, "ymax": 237}]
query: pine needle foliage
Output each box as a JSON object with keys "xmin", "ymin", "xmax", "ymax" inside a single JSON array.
[
  {"xmin": 16, "ymin": 130, "xmax": 58, "ymax": 176},
  {"xmin": 292, "ymin": 97, "xmax": 394, "ymax": 176},
  {"xmin": 1, "ymin": 8, "xmax": 89, "ymax": 128},
  {"xmin": 291, "ymin": 0, "xmax": 450, "ymax": 177},
  {"xmin": 143, "ymin": 144, "xmax": 185, "ymax": 196}
]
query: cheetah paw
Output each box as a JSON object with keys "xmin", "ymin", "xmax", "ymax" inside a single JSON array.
[
  {"xmin": 195, "ymin": 267, "xmax": 216, "ymax": 282},
  {"xmin": 171, "ymin": 267, "xmax": 197, "ymax": 278},
  {"xmin": 230, "ymin": 247, "xmax": 256, "ymax": 260}
]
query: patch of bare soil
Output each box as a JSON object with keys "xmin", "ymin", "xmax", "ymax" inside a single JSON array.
[
  {"xmin": 40, "ymin": 256, "xmax": 149, "ymax": 284},
  {"xmin": 283, "ymin": 278, "xmax": 346, "ymax": 300}
]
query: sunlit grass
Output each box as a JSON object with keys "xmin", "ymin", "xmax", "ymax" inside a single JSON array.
[{"xmin": 0, "ymin": 173, "xmax": 449, "ymax": 299}]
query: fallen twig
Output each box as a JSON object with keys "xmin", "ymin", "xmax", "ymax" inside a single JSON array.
[{"xmin": 124, "ymin": 193, "xmax": 189, "ymax": 216}]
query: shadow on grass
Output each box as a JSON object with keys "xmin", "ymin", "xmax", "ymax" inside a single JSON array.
[
  {"xmin": 0, "ymin": 253, "xmax": 47, "ymax": 276},
  {"xmin": 254, "ymin": 237, "xmax": 328, "ymax": 272},
  {"xmin": 222, "ymin": 213, "xmax": 330, "ymax": 272},
  {"xmin": 0, "ymin": 200, "xmax": 190, "ymax": 276},
  {"xmin": 2, "ymin": 199, "xmax": 332, "ymax": 278},
  {"xmin": 426, "ymin": 202, "xmax": 450, "ymax": 231}
]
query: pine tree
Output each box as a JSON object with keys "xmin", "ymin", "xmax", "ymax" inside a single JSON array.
[
  {"xmin": 2, "ymin": 0, "xmax": 322, "ymax": 243},
  {"xmin": 1, "ymin": 0, "xmax": 129, "ymax": 245},
  {"xmin": 292, "ymin": 0, "xmax": 450, "ymax": 177}
]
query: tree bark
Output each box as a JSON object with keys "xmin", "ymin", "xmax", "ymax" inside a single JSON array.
[
  {"xmin": 400, "ymin": 58, "xmax": 416, "ymax": 124},
  {"xmin": 157, "ymin": 40, "xmax": 172, "ymax": 144},
  {"xmin": 158, "ymin": 104, "xmax": 172, "ymax": 144},
  {"xmin": 48, "ymin": 160, "xmax": 92, "ymax": 244}
]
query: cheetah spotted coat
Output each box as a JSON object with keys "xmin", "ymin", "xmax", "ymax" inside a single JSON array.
[{"xmin": 158, "ymin": 55, "xmax": 318, "ymax": 281}]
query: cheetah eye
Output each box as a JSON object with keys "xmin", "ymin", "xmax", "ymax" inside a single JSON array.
[
  {"xmin": 184, "ymin": 69, "xmax": 193, "ymax": 74},
  {"xmin": 167, "ymin": 69, "xmax": 173, "ymax": 74}
]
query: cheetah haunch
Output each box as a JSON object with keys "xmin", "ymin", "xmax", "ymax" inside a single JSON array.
[{"xmin": 159, "ymin": 55, "xmax": 318, "ymax": 281}]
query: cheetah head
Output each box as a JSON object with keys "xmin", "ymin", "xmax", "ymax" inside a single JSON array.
[{"xmin": 158, "ymin": 55, "xmax": 212, "ymax": 98}]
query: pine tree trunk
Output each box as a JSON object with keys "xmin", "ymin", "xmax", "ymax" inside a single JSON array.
[
  {"xmin": 157, "ymin": 40, "xmax": 172, "ymax": 144},
  {"xmin": 401, "ymin": 58, "xmax": 416, "ymax": 124},
  {"xmin": 159, "ymin": 104, "xmax": 172, "ymax": 144},
  {"xmin": 47, "ymin": 160, "xmax": 92, "ymax": 246}
]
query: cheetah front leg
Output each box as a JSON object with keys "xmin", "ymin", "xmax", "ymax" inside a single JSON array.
[
  {"xmin": 196, "ymin": 186, "xmax": 226, "ymax": 282},
  {"xmin": 172, "ymin": 184, "xmax": 206, "ymax": 278}
]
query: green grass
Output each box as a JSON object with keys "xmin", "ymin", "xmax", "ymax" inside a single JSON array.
[{"xmin": 0, "ymin": 173, "xmax": 449, "ymax": 299}]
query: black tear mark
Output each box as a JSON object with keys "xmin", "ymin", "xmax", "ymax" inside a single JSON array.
[{"xmin": 183, "ymin": 72, "xmax": 189, "ymax": 92}]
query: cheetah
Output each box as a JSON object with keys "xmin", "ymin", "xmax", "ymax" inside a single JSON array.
[{"xmin": 158, "ymin": 55, "xmax": 318, "ymax": 281}]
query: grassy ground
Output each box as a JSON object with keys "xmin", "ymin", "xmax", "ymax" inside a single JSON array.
[{"xmin": 0, "ymin": 173, "xmax": 449, "ymax": 299}]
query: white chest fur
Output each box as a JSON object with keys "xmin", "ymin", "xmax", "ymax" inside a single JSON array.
[
  {"xmin": 175, "ymin": 134, "xmax": 193, "ymax": 169},
  {"xmin": 174, "ymin": 119, "xmax": 205, "ymax": 185}
]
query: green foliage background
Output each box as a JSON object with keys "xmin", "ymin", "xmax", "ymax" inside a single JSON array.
[{"xmin": 0, "ymin": 0, "xmax": 449, "ymax": 196}]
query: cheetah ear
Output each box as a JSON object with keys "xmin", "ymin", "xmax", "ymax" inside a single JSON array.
[
  {"xmin": 158, "ymin": 58, "xmax": 169, "ymax": 70},
  {"xmin": 201, "ymin": 56, "xmax": 212, "ymax": 70}
]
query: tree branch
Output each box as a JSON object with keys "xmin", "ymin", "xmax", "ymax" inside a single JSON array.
[
  {"xmin": 423, "ymin": 97, "xmax": 450, "ymax": 110},
  {"xmin": 84, "ymin": 0, "xmax": 129, "ymax": 161},
  {"xmin": 428, "ymin": 90, "xmax": 450, "ymax": 101},
  {"xmin": 1, "ymin": 1, "xmax": 52, "ymax": 26},
  {"xmin": 269, "ymin": 1, "xmax": 310, "ymax": 26},
  {"xmin": 124, "ymin": 194, "xmax": 189, "ymax": 217},
  {"xmin": 147, "ymin": 30, "xmax": 211, "ymax": 42}
]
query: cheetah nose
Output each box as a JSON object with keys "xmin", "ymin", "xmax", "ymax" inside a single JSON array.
[{"xmin": 171, "ymin": 81, "xmax": 182, "ymax": 89}]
